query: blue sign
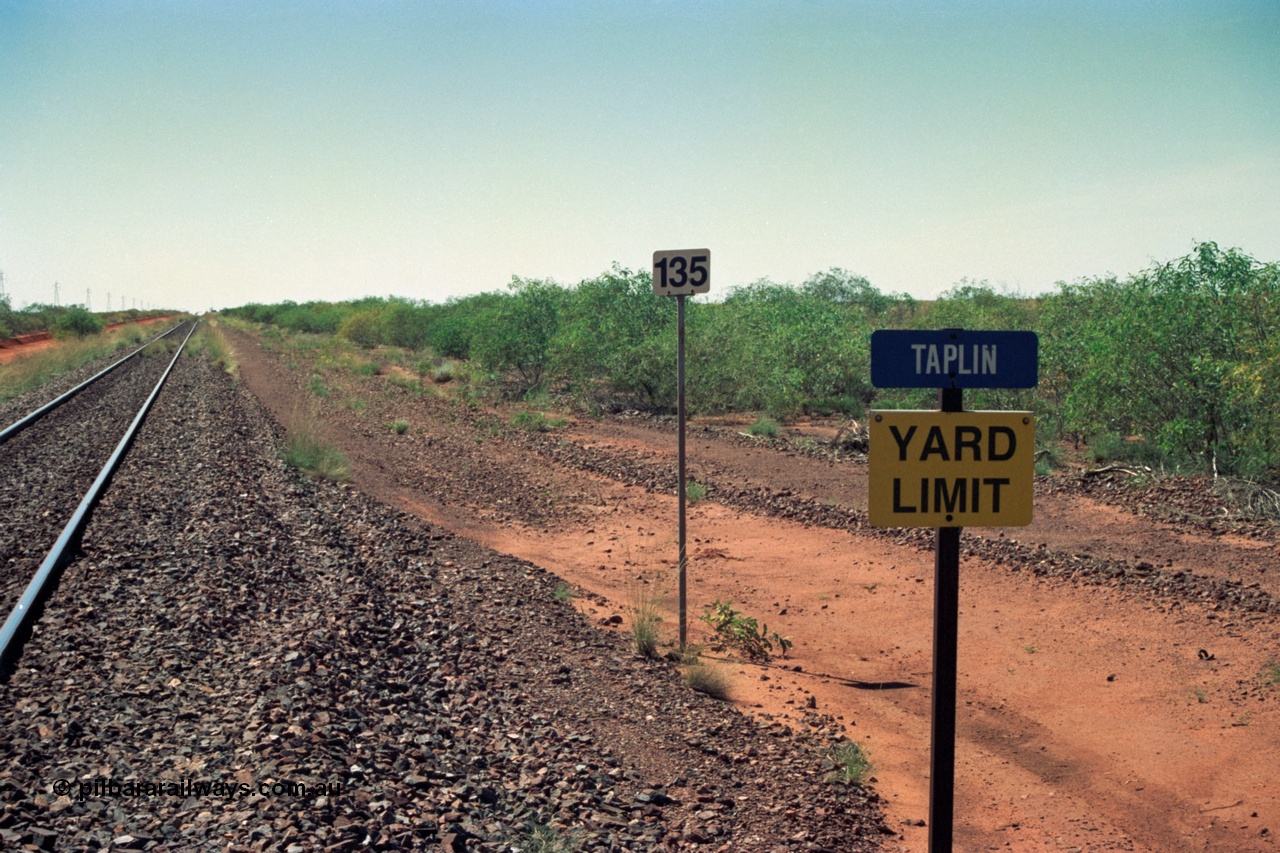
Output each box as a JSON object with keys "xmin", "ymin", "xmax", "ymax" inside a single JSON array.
[{"xmin": 871, "ymin": 329, "xmax": 1039, "ymax": 389}]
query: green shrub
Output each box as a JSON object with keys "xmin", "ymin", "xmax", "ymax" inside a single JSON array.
[
  {"xmin": 698, "ymin": 599, "xmax": 790, "ymax": 660},
  {"xmin": 381, "ymin": 299, "xmax": 430, "ymax": 350},
  {"xmin": 52, "ymin": 306, "xmax": 104, "ymax": 339},
  {"xmin": 471, "ymin": 277, "xmax": 564, "ymax": 394},
  {"xmin": 685, "ymin": 479, "xmax": 707, "ymax": 504},
  {"xmin": 339, "ymin": 307, "xmax": 387, "ymax": 348},
  {"xmin": 748, "ymin": 417, "xmax": 780, "ymax": 438}
]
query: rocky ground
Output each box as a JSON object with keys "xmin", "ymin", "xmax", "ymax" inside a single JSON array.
[
  {"xmin": 212, "ymin": 323, "xmax": 1280, "ymax": 852},
  {"xmin": 0, "ymin": 336, "xmax": 889, "ymax": 850}
]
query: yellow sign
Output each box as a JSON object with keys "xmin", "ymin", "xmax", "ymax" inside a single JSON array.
[{"xmin": 869, "ymin": 410, "xmax": 1035, "ymax": 527}]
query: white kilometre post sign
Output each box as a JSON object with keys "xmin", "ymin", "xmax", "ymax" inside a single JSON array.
[{"xmin": 653, "ymin": 249, "xmax": 709, "ymax": 650}]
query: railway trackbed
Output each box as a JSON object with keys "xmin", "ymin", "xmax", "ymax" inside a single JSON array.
[{"xmin": 1, "ymin": 321, "xmax": 197, "ymax": 677}]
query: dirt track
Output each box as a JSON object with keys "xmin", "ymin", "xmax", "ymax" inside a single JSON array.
[{"xmin": 226, "ymin": 325, "xmax": 1280, "ymax": 852}]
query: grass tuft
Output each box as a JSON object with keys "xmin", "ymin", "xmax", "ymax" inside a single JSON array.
[
  {"xmin": 432, "ymin": 362, "xmax": 456, "ymax": 383},
  {"xmin": 280, "ymin": 408, "xmax": 351, "ymax": 481},
  {"xmin": 524, "ymin": 823, "xmax": 579, "ymax": 853},
  {"xmin": 389, "ymin": 419, "xmax": 410, "ymax": 435},
  {"xmin": 0, "ymin": 337, "xmax": 119, "ymax": 404},
  {"xmin": 824, "ymin": 741, "xmax": 873, "ymax": 785},
  {"xmin": 512, "ymin": 410, "xmax": 568, "ymax": 432},
  {"xmin": 681, "ymin": 659, "xmax": 731, "ymax": 700},
  {"xmin": 190, "ymin": 320, "xmax": 238, "ymax": 377},
  {"xmin": 630, "ymin": 583, "xmax": 662, "ymax": 658}
]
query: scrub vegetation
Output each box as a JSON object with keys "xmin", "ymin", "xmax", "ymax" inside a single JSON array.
[
  {"xmin": 221, "ymin": 242, "xmax": 1280, "ymax": 483},
  {"xmin": 1, "ymin": 298, "xmax": 165, "ymax": 340}
]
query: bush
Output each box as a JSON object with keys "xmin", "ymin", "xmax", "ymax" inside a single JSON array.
[
  {"xmin": 339, "ymin": 307, "xmax": 387, "ymax": 348},
  {"xmin": 471, "ymin": 277, "xmax": 564, "ymax": 394},
  {"xmin": 52, "ymin": 306, "xmax": 104, "ymax": 339},
  {"xmin": 381, "ymin": 299, "xmax": 431, "ymax": 350}
]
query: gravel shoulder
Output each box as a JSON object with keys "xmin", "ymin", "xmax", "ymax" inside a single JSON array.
[
  {"xmin": 218, "ymin": 326, "xmax": 1280, "ymax": 852},
  {"xmin": 0, "ymin": 341, "xmax": 889, "ymax": 850}
]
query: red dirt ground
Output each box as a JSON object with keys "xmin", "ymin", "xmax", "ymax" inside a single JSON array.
[
  {"xmin": 225, "ymin": 326, "xmax": 1279, "ymax": 853},
  {"xmin": 0, "ymin": 316, "xmax": 174, "ymax": 365}
]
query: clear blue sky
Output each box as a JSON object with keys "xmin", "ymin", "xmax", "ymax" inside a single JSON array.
[{"xmin": 2, "ymin": 0, "xmax": 1277, "ymax": 312}]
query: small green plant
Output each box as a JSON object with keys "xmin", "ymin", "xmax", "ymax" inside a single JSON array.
[
  {"xmin": 354, "ymin": 359, "xmax": 382, "ymax": 377},
  {"xmin": 388, "ymin": 374, "xmax": 426, "ymax": 394},
  {"xmin": 524, "ymin": 822, "xmax": 579, "ymax": 853},
  {"xmin": 1193, "ymin": 687, "xmax": 1208, "ymax": 704},
  {"xmin": 1024, "ymin": 644, "xmax": 1039, "ymax": 654},
  {"xmin": 1261, "ymin": 659, "xmax": 1280, "ymax": 686},
  {"xmin": 307, "ymin": 376, "xmax": 330, "ymax": 398},
  {"xmin": 343, "ymin": 398, "xmax": 367, "ymax": 411},
  {"xmin": 682, "ymin": 660, "xmax": 731, "ymax": 700},
  {"xmin": 511, "ymin": 410, "xmax": 567, "ymax": 432},
  {"xmin": 389, "ymin": 419, "xmax": 410, "ymax": 435},
  {"xmin": 824, "ymin": 741, "xmax": 873, "ymax": 785},
  {"xmin": 552, "ymin": 581, "xmax": 574, "ymax": 603},
  {"xmin": 747, "ymin": 417, "xmax": 780, "ymax": 438},
  {"xmin": 699, "ymin": 599, "xmax": 790, "ymax": 660},
  {"xmin": 685, "ymin": 479, "xmax": 707, "ymax": 504},
  {"xmin": 1034, "ymin": 446, "xmax": 1062, "ymax": 476}
]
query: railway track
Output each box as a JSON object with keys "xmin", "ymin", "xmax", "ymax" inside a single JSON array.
[
  {"xmin": 0, "ymin": 324, "xmax": 884, "ymax": 851},
  {"xmin": 0, "ymin": 320, "xmax": 198, "ymax": 678}
]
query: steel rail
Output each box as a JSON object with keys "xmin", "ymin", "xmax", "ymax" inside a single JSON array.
[
  {"xmin": 0, "ymin": 320, "xmax": 188, "ymax": 448},
  {"xmin": 0, "ymin": 320, "xmax": 199, "ymax": 682}
]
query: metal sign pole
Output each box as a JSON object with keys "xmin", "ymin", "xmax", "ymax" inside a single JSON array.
[
  {"xmin": 653, "ymin": 249, "xmax": 707, "ymax": 652},
  {"xmin": 676, "ymin": 293, "xmax": 688, "ymax": 651},
  {"xmin": 929, "ymin": 385, "xmax": 963, "ymax": 852}
]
